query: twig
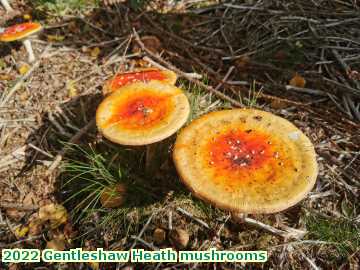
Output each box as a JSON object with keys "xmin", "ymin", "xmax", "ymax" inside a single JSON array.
[
  {"xmin": 0, "ymin": 202, "xmax": 39, "ymax": 211},
  {"xmin": 243, "ymin": 216, "xmax": 306, "ymax": 239},
  {"xmin": 143, "ymin": 56, "xmax": 202, "ymax": 79},
  {"xmin": 176, "ymin": 207, "xmax": 210, "ymax": 229},
  {"xmin": 46, "ymin": 118, "xmax": 96, "ymax": 175},
  {"xmin": 298, "ymin": 250, "xmax": 320, "ymax": 270},
  {"xmin": 130, "ymin": 236, "xmax": 159, "ymax": 251}
]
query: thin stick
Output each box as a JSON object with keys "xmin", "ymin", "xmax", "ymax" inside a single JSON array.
[
  {"xmin": 176, "ymin": 207, "xmax": 210, "ymax": 229},
  {"xmin": 0, "ymin": 202, "xmax": 38, "ymax": 211}
]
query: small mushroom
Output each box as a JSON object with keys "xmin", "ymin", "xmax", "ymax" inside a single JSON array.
[
  {"xmin": 96, "ymin": 81, "xmax": 190, "ymax": 172},
  {"xmin": 173, "ymin": 109, "xmax": 318, "ymax": 214},
  {"xmin": 0, "ymin": 22, "xmax": 42, "ymax": 63},
  {"xmin": 1, "ymin": 0, "xmax": 13, "ymax": 12},
  {"xmin": 103, "ymin": 68, "xmax": 177, "ymax": 95}
]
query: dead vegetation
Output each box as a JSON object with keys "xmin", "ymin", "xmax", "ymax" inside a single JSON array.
[{"xmin": 0, "ymin": 0, "xmax": 359, "ymax": 269}]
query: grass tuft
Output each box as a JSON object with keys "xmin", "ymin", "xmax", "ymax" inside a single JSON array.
[{"xmin": 306, "ymin": 214, "xmax": 360, "ymax": 260}]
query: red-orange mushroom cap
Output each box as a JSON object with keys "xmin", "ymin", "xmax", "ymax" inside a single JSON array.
[
  {"xmin": 96, "ymin": 81, "xmax": 190, "ymax": 146},
  {"xmin": 173, "ymin": 109, "xmax": 318, "ymax": 214},
  {"xmin": 103, "ymin": 68, "xmax": 177, "ymax": 95},
  {"xmin": 0, "ymin": 22, "xmax": 42, "ymax": 63}
]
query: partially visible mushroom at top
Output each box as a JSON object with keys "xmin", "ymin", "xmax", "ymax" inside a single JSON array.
[
  {"xmin": 103, "ymin": 68, "xmax": 177, "ymax": 95},
  {"xmin": 1, "ymin": 0, "xmax": 13, "ymax": 12},
  {"xmin": 173, "ymin": 109, "xmax": 318, "ymax": 214},
  {"xmin": 0, "ymin": 22, "xmax": 42, "ymax": 63}
]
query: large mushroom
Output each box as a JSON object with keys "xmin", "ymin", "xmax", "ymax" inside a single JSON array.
[
  {"xmin": 103, "ymin": 68, "xmax": 177, "ymax": 95},
  {"xmin": 0, "ymin": 22, "xmax": 42, "ymax": 63},
  {"xmin": 96, "ymin": 80, "xmax": 190, "ymax": 172},
  {"xmin": 173, "ymin": 109, "xmax": 318, "ymax": 214}
]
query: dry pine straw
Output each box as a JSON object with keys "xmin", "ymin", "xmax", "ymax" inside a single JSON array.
[{"xmin": 0, "ymin": 1, "xmax": 359, "ymax": 269}]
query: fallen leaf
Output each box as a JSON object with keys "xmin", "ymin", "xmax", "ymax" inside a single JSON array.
[
  {"xmin": 90, "ymin": 47, "xmax": 101, "ymax": 58},
  {"xmin": 289, "ymin": 73, "xmax": 306, "ymax": 88},
  {"xmin": 47, "ymin": 35, "xmax": 65, "ymax": 42},
  {"xmin": 153, "ymin": 228, "xmax": 166, "ymax": 245},
  {"xmin": 68, "ymin": 21, "xmax": 78, "ymax": 33},
  {"xmin": 23, "ymin": 14, "xmax": 32, "ymax": 20},
  {"xmin": 169, "ymin": 228, "xmax": 189, "ymax": 249},
  {"xmin": 18, "ymin": 64, "xmax": 30, "ymax": 75},
  {"xmin": 46, "ymin": 238, "xmax": 66, "ymax": 251},
  {"xmin": 87, "ymin": 262, "xmax": 99, "ymax": 270},
  {"xmin": 270, "ymin": 99, "xmax": 287, "ymax": 109},
  {"xmin": 39, "ymin": 203, "xmax": 68, "ymax": 229},
  {"xmin": 6, "ymin": 208, "xmax": 25, "ymax": 221},
  {"xmin": 100, "ymin": 184, "xmax": 126, "ymax": 208},
  {"xmin": 132, "ymin": 36, "xmax": 162, "ymax": 54},
  {"xmin": 14, "ymin": 225, "xmax": 29, "ymax": 238},
  {"xmin": 67, "ymin": 80, "xmax": 78, "ymax": 97},
  {"xmin": 235, "ymin": 55, "xmax": 250, "ymax": 69},
  {"xmin": 0, "ymin": 74, "xmax": 14, "ymax": 80}
]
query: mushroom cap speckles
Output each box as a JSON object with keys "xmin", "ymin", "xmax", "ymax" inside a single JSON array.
[
  {"xmin": 0, "ymin": 22, "xmax": 42, "ymax": 42},
  {"xmin": 103, "ymin": 68, "xmax": 177, "ymax": 95},
  {"xmin": 173, "ymin": 109, "xmax": 318, "ymax": 214},
  {"xmin": 96, "ymin": 81, "xmax": 190, "ymax": 146}
]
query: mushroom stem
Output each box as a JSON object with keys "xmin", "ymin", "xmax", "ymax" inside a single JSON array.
[
  {"xmin": 145, "ymin": 143, "xmax": 158, "ymax": 174},
  {"xmin": 1, "ymin": 0, "xmax": 13, "ymax": 12},
  {"xmin": 23, "ymin": 39, "xmax": 35, "ymax": 63}
]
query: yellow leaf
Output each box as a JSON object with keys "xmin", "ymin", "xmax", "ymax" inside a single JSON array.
[
  {"xmin": 18, "ymin": 64, "xmax": 30, "ymax": 75},
  {"xmin": 87, "ymin": 262, "xmax": 99, "ymax": 270},
  {"xmin": 14, "ymin": 226, "xmax": 29, "ymax": 238},
  {"xmin": 39, "ymin": 203, "xmax": 68, "ymax": 229},
  {"xmin": 289, "ymin": 73, "xmax": 306, "ymax": 88},
  {"xmin": 47, "ymin": 35, "xmax": 65, "ymax": 42},
  {"xmin": 90, "ymin": 47, "xmax": 101, "ymax": 58},
  {"xmin": 67, "ymin": 81, "xmax": 78, "ymax": 97},
  {"xmin": 23, "ymin": 14, "xmax": 32, "ymax": 20}
]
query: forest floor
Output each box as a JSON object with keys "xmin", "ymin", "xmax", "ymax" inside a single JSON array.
[{"xmin": 0, "ymin": 1, "xmax": 359, "ymax": 269}]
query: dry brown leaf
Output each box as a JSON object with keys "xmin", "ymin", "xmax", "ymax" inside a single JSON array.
[
  {"xmin": 153, "ymin": 228, "xmax": 166, "ymax": 245},
  {"xmin": 132, "ymin": 36, "xmax": 162, "ymax": 54},
  {"xmin": 169, "ymin": 228, "xmax": 189, "ymax": 249},
  {"xmin": 46, "ymin": 238, "xmax": 66, "ymax": 251},
  {"xmin": 0, "ymin": 74, "xmax": 14, "ymax": 80},
  {"xmin": 289, "ymin": 73, "xmax": 306, "ymax": 88},
  {"xmin": 235, "ymin": 55, "xmax": 250, "ymax": 69},
  {"xmin": 100, "ymin": 184, "xmax": 126, "ymax": 208},
  {"xmin": 39, "ymin": 203, "xmax": 68, "ymax": 228}
]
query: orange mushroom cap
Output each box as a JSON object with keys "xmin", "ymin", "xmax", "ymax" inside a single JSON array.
[
  {"xmin": 0, "ymin": 22, "xmax": 42, "ymax": 42},
  {"xmin": 103, "ymin": 68, "xmax": 177, "ymax": 95},
  {"xmin": 173, "ymin": 109, "xmax": 318, "ymax": 214},
  {"xmin": 96, "ymin": 81, "xmax": 190, "ymax": 145}
]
